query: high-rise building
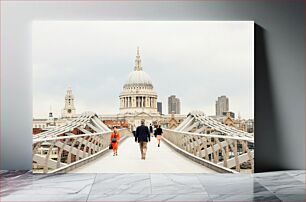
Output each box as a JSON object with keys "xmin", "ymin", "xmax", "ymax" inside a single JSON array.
[
  {"xmin": 157, "ymin": 102, "xmax": 162, "ymax": 114},
  {"xmin": 215, "ymin": 95, "xmax": 229, "ymax": 116},
  {"xmin": 168, "ymin": 95, "xmax": 181, "ymax": 114}
]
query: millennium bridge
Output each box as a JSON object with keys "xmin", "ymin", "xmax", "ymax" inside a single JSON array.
[{"xmin": 32, "ymin": 111, "xmax": 254, "ymax": 174}]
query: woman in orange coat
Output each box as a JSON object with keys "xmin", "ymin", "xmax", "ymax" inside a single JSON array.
[{"xmin": 110, "ymin": 126, "xmax": 120, "ymax": 156}]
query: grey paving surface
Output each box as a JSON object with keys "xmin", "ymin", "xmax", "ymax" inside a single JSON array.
[{"xmin": 1, "ymin": 170, "xmax": 305, "ymax": 201}]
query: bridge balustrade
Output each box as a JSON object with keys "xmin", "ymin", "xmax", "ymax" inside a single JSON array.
[
  {"xmin": 162, "ymin": 128, "xmax": 254, "ymax": 173},
  {"xmin": 32, "ymin": 128, "xmax": 131, "ymax": 173}
]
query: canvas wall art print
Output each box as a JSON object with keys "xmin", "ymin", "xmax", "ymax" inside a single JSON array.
[{"xmin": 32, "ymin": 21, "xmax": 254, "ymax": 174}]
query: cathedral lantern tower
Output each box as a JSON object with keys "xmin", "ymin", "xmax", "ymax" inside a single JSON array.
[{"xmin": 62, "ymin": 87, "xmax": 76, "ymax": 118}]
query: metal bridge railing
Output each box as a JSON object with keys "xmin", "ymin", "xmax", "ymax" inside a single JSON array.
[
  {"xmin": 163, "ymin": 128, "xmax": 254, "ymax": 173},
  {"xmin": 32, "ymin": 128, "xmax": 131, "ymax": 173}
]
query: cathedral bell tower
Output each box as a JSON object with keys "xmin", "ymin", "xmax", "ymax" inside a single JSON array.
[{"xmin": 62, "ymin": 87, "xmax": 76, "ymax": 118}]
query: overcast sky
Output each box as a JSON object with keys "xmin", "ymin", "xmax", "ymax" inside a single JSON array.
[{"xmin": 33, "ymin": 21, "xmax": 254, "ymax": 119}]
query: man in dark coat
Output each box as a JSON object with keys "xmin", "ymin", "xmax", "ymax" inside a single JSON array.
[{"xmin": 135, "ymin": 119, "xmax": 150, "ymax": 160}]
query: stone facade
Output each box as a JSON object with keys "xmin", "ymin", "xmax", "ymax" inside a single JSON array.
[
  {"xmin": 62, "ymin": 87, "xmax": 76, "ymax": 118},
  {"xmin": 118, "ymin": 48, "xmax": 160, "ymax": 127}
]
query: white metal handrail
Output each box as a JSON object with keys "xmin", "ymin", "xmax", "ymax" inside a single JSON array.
[
  {"xmin": 33, "ymin": 130, "xmax": 114, "ymax": 143},
  {"xmin": 163, "ymin": 128, "xmax": 254, "ymax": 143},
  {"xmin": 162, "ymin": 128, "xmax": 254, "ymax": 173}
]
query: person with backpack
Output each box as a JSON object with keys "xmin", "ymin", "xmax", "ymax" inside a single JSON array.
[
  {"xmin": 155, "ymin": 124, "xmax": 163, "ymax": 147},
  {"xmin": 110, "ymin": 126, "xmax": 120, "ymax": 156}
]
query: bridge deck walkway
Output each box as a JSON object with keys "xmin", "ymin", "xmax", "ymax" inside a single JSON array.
[{"xmin": 70, "ymin": 136, "xmax": 216, "ymax": 173}]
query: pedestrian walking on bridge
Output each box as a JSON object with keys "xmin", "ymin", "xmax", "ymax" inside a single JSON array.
[
  {"xmin": 149, "ymin": 123, "xmax": 153, "ymax": 137},
  {"xmin": 110, "ymin": 126, "xmax": 120, "ymax": 156},
  {"xmin": 155, "ymin": 124, "xmax": 163, "ymax": 147},
  {"xmin": 135, "ymin": 119, "xmax": 150, "ymax": 160}
]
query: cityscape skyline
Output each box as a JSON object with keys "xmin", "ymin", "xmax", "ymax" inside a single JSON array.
[
  {"xmin": 34, "ymin": 87, "xmax": 247, "ymax": 120},
  {"xmin": 33, "ymin": 21, "xmax": 254, "ymax": 119}
]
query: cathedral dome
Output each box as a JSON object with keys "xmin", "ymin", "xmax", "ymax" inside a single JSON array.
[
  {"xmin": 119, "ymin": 47, "xmax": 158, "ymax": 116},
  {"xmin": 123, "ymin": 47, "xmax": 153, "ymax": 88},
  {"xmin": 125, "ymin": 70, "xmax": 153, "ymax": 86}
]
